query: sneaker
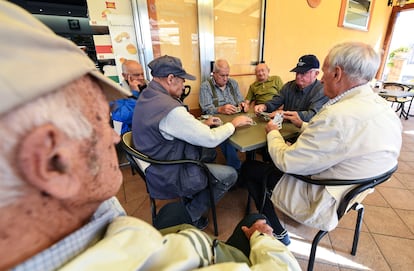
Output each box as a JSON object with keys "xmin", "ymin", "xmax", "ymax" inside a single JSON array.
[
  {"xmin": 274, "ymin": 230, "xmax": 291, "ymax": 246},
  {"xmin": 192, "ymin": 217, "xmax": 209, "ymax": 230}
]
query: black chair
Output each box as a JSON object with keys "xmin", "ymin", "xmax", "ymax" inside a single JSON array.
[
  {"xmin": 248, "ymin": 165, "xmax": 397, "ymax": 271},
  {"xmin": 382, "ymin": 82, "xmax": 413, "ymax": 119},
  {"xmin": 120, "ymin": 131, "xmax": 219, "ymax": 236}
]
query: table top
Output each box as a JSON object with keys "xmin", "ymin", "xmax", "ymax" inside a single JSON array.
[
  {"xmin": 217, "ymin": 112, "xmax": 300, "ymax": 152},
  {"xmin": 375, "ymin": 88, "xmax": 414, "ymax": 98}
]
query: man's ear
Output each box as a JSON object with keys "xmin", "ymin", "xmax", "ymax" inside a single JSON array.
[
  {"xmin": 17, "ymin": 124, "xmax": 81, "ymax": 199},
  {"xmin": 334, "ymin": 66, "xmax": 342, "ymax": 81}
]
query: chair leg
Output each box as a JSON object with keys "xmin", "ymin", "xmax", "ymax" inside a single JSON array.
[
  {"xmin": 351, "ymin": 204, "xmax": 364, "ymax": 255},
  {"xmin": 150, "ymin": 198, "xmax": 157, "ymax": 225},
  {"xmin": 207, "ymin": 179, "xmax": 219, "ymax": 236},
  {"xmin": 307, "ymin": 230, "xmax": 328, "ymax": 271}
]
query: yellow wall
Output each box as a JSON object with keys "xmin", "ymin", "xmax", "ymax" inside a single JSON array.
[{"xmin": 263, "ymin": 0, "xmax": 392, "ymax": 83}]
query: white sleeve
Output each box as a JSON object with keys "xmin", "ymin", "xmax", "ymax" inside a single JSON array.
[{"xmin": 159, "ymin": 107, "xmax": 235, "ymax": 148}]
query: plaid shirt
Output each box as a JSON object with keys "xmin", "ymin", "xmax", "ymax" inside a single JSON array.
[{"xmin": 12, "ymin": 198, "xmax": 126, "ymax": 271}]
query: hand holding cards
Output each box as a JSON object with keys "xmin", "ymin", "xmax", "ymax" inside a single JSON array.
[{"xmin": 273, "ymin": 112, "xmax": 283, "ymax": 129}]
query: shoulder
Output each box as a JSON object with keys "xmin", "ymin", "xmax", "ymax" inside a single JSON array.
[
  {"xmin": 228, "ymin": 78, "xmax": 239, "ymax": 86},
  {"xmin": 269, "ymin": 75, "xmax": 282, "ymax": 82}
]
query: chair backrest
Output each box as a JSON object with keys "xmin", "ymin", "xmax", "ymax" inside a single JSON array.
[{"xmin": 289, "ymin": 165, "xmax": 398, "ymax": 219}]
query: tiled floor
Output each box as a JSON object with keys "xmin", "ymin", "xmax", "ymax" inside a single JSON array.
[{"xmin": 116, "ymin": 116, "xmax": 414, "ymax": 271}]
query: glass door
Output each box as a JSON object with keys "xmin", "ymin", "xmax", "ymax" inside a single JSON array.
[{"xmin": 133, "ymin": 0, "xmax": 263, "ymax": 110}]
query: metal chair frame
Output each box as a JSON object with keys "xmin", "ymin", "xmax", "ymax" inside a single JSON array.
[
  {"xmin": 247, "ymin": 165, "xmax": 397, "ymax": 271},
  {"xmin": 120, "ymin": 131, "xmax": 219, "ymax": 236},
  {"xmin": 382, "ymin": 82, "xmax": 413, "ymax": 119}
]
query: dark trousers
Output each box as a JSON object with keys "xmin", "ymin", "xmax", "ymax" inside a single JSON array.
[
  {"xmin": 241, "ymin": 160, "xmax": 286, "ymax": 235},
  {"xmin": 154, "ymin": 201, "xmax": 270, "ymax": 258}
]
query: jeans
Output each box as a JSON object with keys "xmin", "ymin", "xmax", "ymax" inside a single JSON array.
[
  {"xmin": 185, "ymin": 163, "xmax": 237, "ymax": 222},
  {"xmin": 220, "ymin": 139, "xmax": 241, "ymax": 171}
]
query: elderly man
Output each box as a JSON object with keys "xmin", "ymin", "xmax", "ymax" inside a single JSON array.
[
  {"xmin": 132, "ymin": 55, "xmax": 253, "ymax": 229},
  {"xmin": 120, "ymin": 59, "xmax": 147, "ymax": 97},
  {"xmin": 244, "ymin": 63, "xmax": 284, "ymax": 112},
  {"xmin": 199, "ymin": 59, "xmax": 246, "ymax": 171},
  {"xmin": 242, "ymin": 42, "xmax": 402, "ymax": 246},
  {"xmin": 255, "ymin": 54, "xmax": 329, "ymax": 122},
  {"xmin": 0, "ymin": 2, "xmax": 303, "ymax": 271}
]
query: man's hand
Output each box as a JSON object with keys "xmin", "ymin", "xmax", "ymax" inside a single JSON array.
[
  {"xmin": 254, "ymin": 104, "xmax": 267, "ymax": 114},
  {"xmin": 283, "ymin": 111, "xmax": 303, "ymax": 128},
  {"xmin": 127, "ymin": 74, "xmax": 143, "ymax": 91},
  {"xmin": 231, "ymin": 115, "xmax": 253, "ymax": 128},
  {"xmin": 265, "ymin": 120, "xmax": 280, "ymax": 133},
  {"xmin": 205, "ymin": 117, "xmax": 222, "ymax": 127},
  {"xmin": 218, "ymin": 104, "xmax": 239, "ymax": 115},
  {"xmin": 241, "ymin": 219, "xmax": 274, "ymax": 240}
]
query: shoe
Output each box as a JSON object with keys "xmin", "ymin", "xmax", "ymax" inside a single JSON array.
[
  {"xmin": 274, "ymin": 230, "xmax": 291, "ymax": 246},
  {"xmin": 193, "ymin": 217, "xmax": 209, "ymax": 230}
]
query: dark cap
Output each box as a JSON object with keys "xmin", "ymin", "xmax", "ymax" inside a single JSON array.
[
  {"xmin": 290, "ymin": 54, "xmax": 320, "ymax": 73},
  {"xmin": 148, "ymin": 55, "xmax": 196, "ymax": 80}
]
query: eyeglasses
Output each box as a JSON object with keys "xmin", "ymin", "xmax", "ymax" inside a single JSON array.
[{"xmin": 129, "ymin": 73, "xmax": 144, "ymax": 78}]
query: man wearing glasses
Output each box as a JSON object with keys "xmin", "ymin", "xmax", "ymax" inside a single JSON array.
[
  {"xmin": 255, "ymin": 55, "xmax": 328, "ymax": 123},
  {"xmin": 120, "ymin": 59, "xmax": 147, "ymax": 98}
]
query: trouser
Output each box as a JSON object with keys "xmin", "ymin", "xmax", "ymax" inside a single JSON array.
[
  {"xmin": 154, "ymin": 202, "xmax": 269, "ymax": 258},
  {"xmin": 185, "ymin": 163, "xmax": 237, "ymax": 222},
  {"xmin": 220, "ymin": 139, "xmax": 241, "ymax": 171},
  {"xmin": 241, "ymin": 160, "xmax": 286, "ymax": 235}
]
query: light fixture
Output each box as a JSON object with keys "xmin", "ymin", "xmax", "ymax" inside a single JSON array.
[{"xmin": 388, "ymin": 0, "xmax": 407, "ymax": 7}]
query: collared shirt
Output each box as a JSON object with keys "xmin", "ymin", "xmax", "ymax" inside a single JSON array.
[
  {"xmin": 245, "ymin": 75, "xmax": 284, "ymax": 104},
  {"xmin": 12, "ymin": 198, "xmax": 126, "ymax": 271},
  {"xmin": 265, "ymin": 79, "xmax": 328, "ymax": 121},
  {"xmin": 199, "ymin": 77, "xmax": 244, "ymax": 115}
]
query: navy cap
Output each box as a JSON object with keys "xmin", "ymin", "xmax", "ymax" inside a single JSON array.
[
  {"xmin": 290, "ymin": 54, "xmax": 320, "ymax": 73},
  {"xmin": 148, "ymin": 55, "xmax": 196, "ymax": 80}
]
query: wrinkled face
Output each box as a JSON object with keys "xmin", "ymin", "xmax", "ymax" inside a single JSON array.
[
  {"xmin": 255, "ymin": 64, "xmax": 269, "ymax": 82},
  {"xmin": 295, "ymin": 69, "xmax": 319, "ymax": 89},
  {"xmin": 168, "ymin": 75, "xmax": 185, "ymax": 99},
  {"xmin": 212, "ymin": 66, "xmax": 230, "ymax": 87},
  {"xmin": 75, "ymin": 78, "xmax": 123, "ymax": 203},
  {"xmin": 123, "ymin": 62, "xmax": 145, "ymax": 86}
]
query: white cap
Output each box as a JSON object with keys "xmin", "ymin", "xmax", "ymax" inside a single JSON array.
[{"xmin": 0, "ymin": 1, "xmax": 131, "ymax": 115}]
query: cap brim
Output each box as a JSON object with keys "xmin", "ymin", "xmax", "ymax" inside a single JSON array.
[
  {"xmin": 181, "ymin": 73, "xmax": 196, "ymax": 80},
  {"xmin": 89, "ymin": 70, "xmax": 132, "ymax": 101},
  {"xmin": 290, "ymin": 67, "xmax": 312, "ymax": 73}
]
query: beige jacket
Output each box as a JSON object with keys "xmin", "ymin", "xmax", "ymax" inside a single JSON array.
[{"xmin": 269, "ymin": 84, "xmax": 401, "ymax": 231}]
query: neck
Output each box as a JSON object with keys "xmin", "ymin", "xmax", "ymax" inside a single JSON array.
[{"xmin": 0, "ymin": 190, "xmax": 98, "ymax": 270}]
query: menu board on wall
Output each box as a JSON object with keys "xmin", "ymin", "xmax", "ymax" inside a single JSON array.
[{"xmin": 107, "ymin": 14, "xmax": 140, "ymax": 82}]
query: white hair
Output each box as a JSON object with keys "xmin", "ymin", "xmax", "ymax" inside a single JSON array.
[
  {"xmin": 0, "ymin": 77, "xmax": 93, "ymax": 207},
  {"xmin": 326, "ymin": 42, "xmax": 380, "ymax": 83}
]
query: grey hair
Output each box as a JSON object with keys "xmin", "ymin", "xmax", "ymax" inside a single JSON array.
[
  {"xmin": 0, "ymin": 78, "xmax": 93, "ymax": 207},
  {"xmin": 213, "ymin": 59, "xmax": 230, "ymax": 73},
  {"xmin": 326, "ymin": 42, "xmax": 380, "ymax": 82}
]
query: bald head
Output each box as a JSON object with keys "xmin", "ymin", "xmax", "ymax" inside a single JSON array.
[{"xmin": 121, "ymin": 60, "xmax": 146, "ymax": 90}]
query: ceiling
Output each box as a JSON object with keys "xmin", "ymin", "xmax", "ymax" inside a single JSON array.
[{"xmin": 9, "ymin": 0, "xmax": 88, "ymax": 17}]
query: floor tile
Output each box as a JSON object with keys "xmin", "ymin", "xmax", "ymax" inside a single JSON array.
[
  {"xmin": 377, "ymin": 187, "xmax": 414, "ymax": 210},
  {"xmin": 394, "ymin": 209, "xmax": 414, "ymax": 234},
  {"xmin": 330, "ymin": 228, "xmax": 390, "ymax": 271},
  {"xmin": 363, "ymin": 205, "xmax": 413, "ymax": 238},
  {"xmin": 373, "ymin": 234, "xmax": 414, "ymax": 271}
]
